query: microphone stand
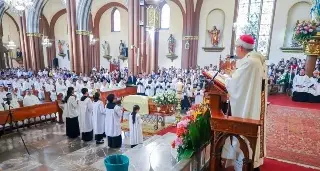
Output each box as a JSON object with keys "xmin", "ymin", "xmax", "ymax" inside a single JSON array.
[{"xmin": 1, "ymin": 100, "xmax": 30, "ymax": 155}]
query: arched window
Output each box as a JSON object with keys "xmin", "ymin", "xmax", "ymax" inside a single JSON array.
[
  {"xmin": 112, "ymin": 8, "xmax": 121, "ymax": 32},
  {"xmin": 234, "ymin": 0, "xmax": 276, "ymax": 58},
  {"xmin": 161, "ymin": 4, "xmax": 170, "ymax": 29}
]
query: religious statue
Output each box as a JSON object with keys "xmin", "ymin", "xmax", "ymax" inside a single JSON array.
[
  {"xmin": 102, "ymin": 41, "xmax": 112, "ymax": 60},
  {"xmin": 208, "ymin": 26, "xmax": 220, "ymax": 46},
  {"xmin": 167, "ymin": 34, "xmax": 176, "ymax": 54},
  {"xmin": 58, "ymin": 40, "xmax": 66, "ymax": 57},
  {"xmin": 119, "ymin": 40, "xmax": 127, "ymax": 57}
]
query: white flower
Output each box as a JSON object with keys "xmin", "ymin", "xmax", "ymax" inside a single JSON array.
[{"xmin": 309, "ymin": 29, "xmax": 314, "ymax": 32}]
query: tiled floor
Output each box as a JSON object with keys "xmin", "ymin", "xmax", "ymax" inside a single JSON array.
[
  {"xmin": 0, "ymin": 122, "xmax": 143, "ymax": 171},
  {"xmin": 0, "ymin": 112, "xmax": 177, "ymax": 171}
]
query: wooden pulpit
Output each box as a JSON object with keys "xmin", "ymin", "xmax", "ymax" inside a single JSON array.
[{"xmin": 204, "ymin": 76, "xmax": 262, "ymax": 171}]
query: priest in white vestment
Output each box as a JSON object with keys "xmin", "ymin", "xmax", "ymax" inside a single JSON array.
[
  {"xmin": 222, "ymin": 35, "xmax": 266, "ymax": 171},
  {"xmin": 308, "ymin": 70, "xmax": 320, "ymax": 103},
  {"xmin": 105, "ymin": 94, "xmax": 123, "ymax": 148},
  {"xmin": 92, "ymin": 92, "xmax": 106, "ymax": 144},
  {"xmin": 23, "ymin": 90, "xmax": 41, "ymax": 107},
  {"xmin": 129, "ymin": 105, "xmax": 143, "ymax": 148},
  {"xmin": 4, "ymin": 93, "xmax": 20, "ymax": 110},
  {"xmin": 78, "ymin": 88, "xmax": 94, "ymax": 141},
  {"xmin": 292, "ymin": 68, "xmax": 311, "ymax": 102},
  {"xmin": 56, "ymin": 79, "xmax": 67, "ymax": 98},
  {"xmin": 100, "ymin": 80, "xmax": 110, "ymax": 92}
]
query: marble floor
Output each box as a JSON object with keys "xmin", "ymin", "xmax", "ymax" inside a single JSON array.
[{"xmin": 0, "ymin": 113, "xmax": 177, "ymax": 171}]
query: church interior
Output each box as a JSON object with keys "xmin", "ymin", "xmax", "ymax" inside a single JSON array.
[{"xmin": 0, "ymin": 0, "xmax": 320, "ymax": 171}]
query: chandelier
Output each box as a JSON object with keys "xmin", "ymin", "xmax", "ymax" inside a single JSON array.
[
  {"xmin": 6, "ymin": 36, "xmax": 16, "ymax": 50},
  {"xmin": 42, "ymin": 36, "xmax": 52, "ymax": 47},
  {"xmin": 4, "ymin": 0, "xmax": 34, "ymax": 15}
]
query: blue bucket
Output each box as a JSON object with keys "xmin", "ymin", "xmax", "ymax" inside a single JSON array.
[{"xmin": 104, "ymin": 154, "xmax": 129, "ymax": 171}]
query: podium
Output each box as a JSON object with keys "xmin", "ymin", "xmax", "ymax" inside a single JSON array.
[{"xmin": 204, "ymin": 75, "xmax": 262, "ymax": 171}]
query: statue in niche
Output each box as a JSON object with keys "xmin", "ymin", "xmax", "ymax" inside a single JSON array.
[
  {"xmin": 167, "ymin": 34, "xmax": 176, "ymax": 54},
  {"xmin": 119, "ymin": 40, "xmax": 127, "ymax": 57},
  {"xmin": 208, "ymin": 26, "xmax": 220, "ymax": 46},
  {"xmin": 58, "ymin": 40, "xmax": 66, "ymax": 57}
]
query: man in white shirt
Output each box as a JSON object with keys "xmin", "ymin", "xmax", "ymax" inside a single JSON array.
[
  {"xmin": 22, "ymin": 78, "xmax": 32, "ymax": 91},
  {"xmin": 292, "ymin": 68, "xmax": 311, "ymax": 102},
  {"xmin": 33, "ymin": 78, "xmax": 45, "ymax": 100},
  {"xmin": 56, "ymin": 79, "xmax": 67, "ymax": 98},
  {"xmin": 23, "ymin": 89, "xmax": 41, "ymax": 107}
]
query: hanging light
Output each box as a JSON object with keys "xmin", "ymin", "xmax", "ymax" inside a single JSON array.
[
  {"xmin": 4, "ymin": 0, "xmax": 34, "ymax": 16},
  {"xmin": 42, "ymin": 36, "xmax": 52, "ymax": 47},
  {"xmin": 89, "ymin": 33, "xmax": 98, "ymax": 46},
  {"xmin": 7, "ymin": 36, "xmax": 16, "ymax": 50}
]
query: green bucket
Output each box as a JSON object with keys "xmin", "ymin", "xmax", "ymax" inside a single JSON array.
[{"xmin": 104, "ymin": 154, "xmax": 129, "ymax": 171}]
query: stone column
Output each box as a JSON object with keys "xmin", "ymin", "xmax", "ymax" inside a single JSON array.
[
  {"xmin": 128, "ymin": 0, "xmax": 135, "ymax": 74},
  {"xmin": 140, "ymin": 5, "xmax": 147, "ymax": 73},
  {"xmin": 66, "ymin": 0, "xmax": 78, "ymax": 72},
  {"xmin": 19, "ymin": 15, "xmax": 30, "ymax": 69},
  {"xmin": 134, "ymin": 0, "xmax": 140, "ymax": 74},
  {"xmin": 27, "ymin": 33, "xmax": 43, "ymax": 71},
  {"xmin": 0, "ymin": 25, "xmax": 5, "ymax": 69},
  {"xmin": 145, "ymin": 2, "xmax": 160, "ymax": 73},
  {"xmin": 181, "ymin": 0, "xmax": 203, "ymax": 69}
]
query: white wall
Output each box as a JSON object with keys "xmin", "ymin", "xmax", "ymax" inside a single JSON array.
[
  {"xmin": 99, "ymin": 7, "xmax": 128, "ymax": 69},
  {"xmin": 54, "ymin": 14, "xmax": 70, "ymax": 69},
  {"xmin": 2, "ymin": 13, "xmax": 20, "ymax": 59},
  {"xmin": 197, "ymin": 0, "xmax": 235, "ymax": 68},
  {"xmin": 158, "ymin": 1, "xmax": 183, "ymax": 68},
  {"xmin": 268, "ymin": 0, "xmax": 312, "ymax": 64}
]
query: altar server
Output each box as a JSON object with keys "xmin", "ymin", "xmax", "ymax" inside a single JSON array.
[
  {"xmin": 292, "ymin": 68, "xmax": 311, "ymax": 102},
  {"xmin": 23, "ymin": 89, "xmax": 41, "ymax": 107},
  {"xmin": 92, "ymin": 92, "xmax": 106, "ymax": 144},
  {"xmin": 308, "ymin": 70, "xmax": 320, "ymax": 103},
  {"xmin": 145, "ymin": 79, "xmax": 155, "ymax": 97},
  {"xmin": 194, "ymin": 86, "xmax": 204, "ymax": 104},
  {"xmin": 78, "ymin": 88, "xmax": 93, "ymax": 141},
  {"xmin": 136, "ymin": 77, "xmax": 145, "ymax": 95},
  {"xmin": 222, "ymin": 35, "xmax": 266, "ymax": 170},
  {"xmin": 56, "ymin": 79, "xmax": 67, "ymax": 98},
  {"xmin": 63, "ymin": 87, "xmax": 80, "ymax": 138},
  {"xmin": 100, "ymin": 80, "xmax": 110, "ymax": 92},
  {"xmin": 129, "ymin": 105, "xmax": 143, "ymax": 148},
  {"xmin": 105, "ymin": 94, "xmax": 123, "ymax": 148}
]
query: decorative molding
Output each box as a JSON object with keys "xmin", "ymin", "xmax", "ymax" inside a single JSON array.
[
  {"xmin": 202, "ymin": 47, "xmax": 225, "ymax": 52},
  {"xmin": 76, "ymin": 30, "xmax": 91, "ymax": 35},
  {"xmin": 183, "ymin": 36, "xmax": 199, "ymax": 40},
  {"xmin": 280, "ymin": 47, "xmax": 303, "ymax": 53},
  {"xmin": 166, "ymin": 54, "xmax": 178, "ymax": 61},
  {"xmin": 26, "ymin": 33, "xmax": 43, "ymax": 37}
]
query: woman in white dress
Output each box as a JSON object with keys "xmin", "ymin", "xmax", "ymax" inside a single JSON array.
[
  {"xmin": 129, "ymin": 105, "xmax": 143, "ymax": 148},
  {"xmin": 63, "ymin": 87, "xmax": 80, "ymax": 138},
  {"xmin": 92, "ymin": 92, "xmax": 106, "ymax": 144}
]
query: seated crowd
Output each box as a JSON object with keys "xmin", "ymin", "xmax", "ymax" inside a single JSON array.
[{"xmin": 268, "ymin": 57, "xmax": 320, "ymax": 102}]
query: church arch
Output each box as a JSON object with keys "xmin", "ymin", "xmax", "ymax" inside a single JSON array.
[
  {"xmin": 283, "ymin": 1, "xmax": 312, "ymax": 47},
  {"xmin": 206, "ymin": 9, "xmax": 225, "ymax": 47}
]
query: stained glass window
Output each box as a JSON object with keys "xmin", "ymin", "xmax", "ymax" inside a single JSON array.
[
  {"xmin": 161, "ymin": 4, "xmax": 170, "ymax": 29},
  {"xmin": 112, "ymin": 9, "xmax": 121, "ymax": 32},
  {"xmin": 235, "ymin": 0, "xmax": 276, "ymax": 58}
]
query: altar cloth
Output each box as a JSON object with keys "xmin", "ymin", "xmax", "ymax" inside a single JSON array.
[{"xmin": 122, "ymin": 95, "xmax": 149, "ymax": 115}]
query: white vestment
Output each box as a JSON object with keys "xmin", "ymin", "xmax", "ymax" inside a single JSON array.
[
  {"xmin": 223, "ymin": 51, "xmax": 266, "ymax": 169},
  {"xmin": 92, "ymin": 100, "xmax": 106, "ymax": 135},
  {"xmin": 78, "ymin": 97, "xmax": 93, "ymax": 133},
  {"xmin": 23, "ymin": 95, "xmax": 40, "ymax": 107},
  {"xmin": 308, "ymin": 78, "xmax": 320, "ymax": 96},
  {"xmin": 145, "ymin": 83, "xmax": 155, "ymax": 97},
  {"xmin": 105, "ymin": 105, "xmax": 123, "ymax": 137},
  {"xmin": 100, "ymin": 84, "xmax": 110, "ymax": 92},
  {"xmin": 136, "ymin": 79, "xmax": 145, "ymax": 94},
  {"xmin": 129, "ymin": 113, "xmax": 143, "ymax": 145},
  {"xmin": 63, "ymin": 96, "xmax": 78, "ymax": 119},
  {"xmin": 56, "ymin": 83, "xmax": 67, "ymax": 97},
  {"xmin": 194, "ymin": 89, "xmax": 204, "ymax": 104},
  {"xmin": 293, "ymin": 75, "xmax": 310, "ymax": 93}
]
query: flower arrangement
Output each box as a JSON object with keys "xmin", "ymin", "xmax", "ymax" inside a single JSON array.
[
  {"xmin": 171, "ymin": 103, "xmax": 211, "ymax": 161},
  {"xmin": 293, "ymin": 20, "xmax": 320, "ymax": 45},
  {"xmin": 152, "ymin": 91, "xmax": 179, "ymax": 106}
]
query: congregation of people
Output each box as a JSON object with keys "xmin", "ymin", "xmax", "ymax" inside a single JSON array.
[{"xmin": 268, "ymin": 57, "xmax": 320, "ymax": 103}]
